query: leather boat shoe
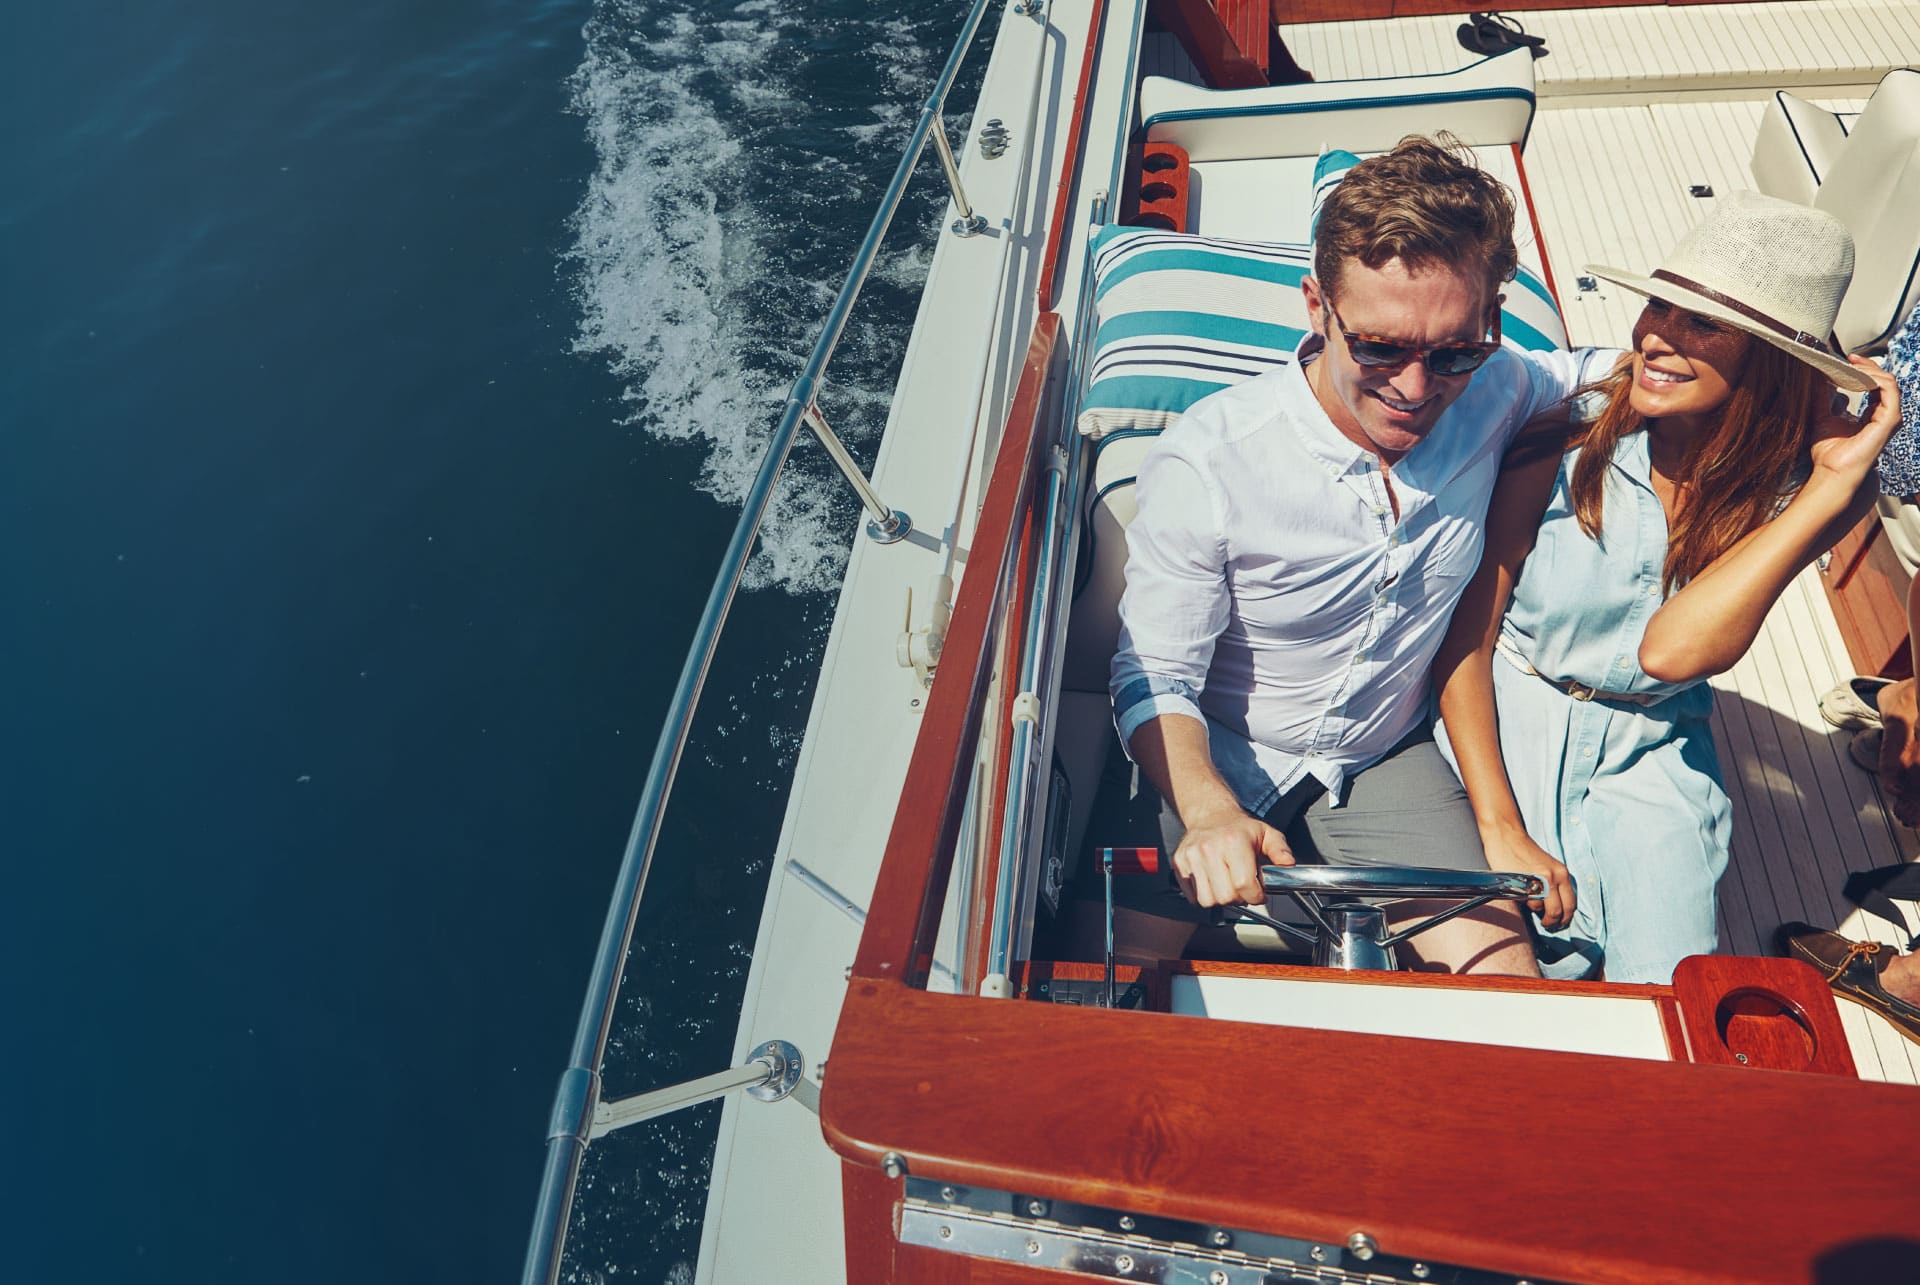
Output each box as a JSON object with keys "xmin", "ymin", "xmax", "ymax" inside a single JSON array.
[{"xmin": 1775, "ymin": 922, "xmax": 1920, "ymax": 1046}]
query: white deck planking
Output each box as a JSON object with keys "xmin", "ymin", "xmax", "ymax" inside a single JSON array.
[{"xmin": 1279, "ymin": 1, "xmax": 1920, "ymax": 97}]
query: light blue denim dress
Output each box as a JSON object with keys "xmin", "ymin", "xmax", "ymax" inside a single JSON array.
[{"xmin": 1437, "ymin": 431, "xmax": 1731, "ymax": 983}]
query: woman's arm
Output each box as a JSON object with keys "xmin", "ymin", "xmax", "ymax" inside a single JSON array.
[
  {"xmin": 1640, "ymin": 358, "xmax": 1903, "ymax": 683},
  {"xmin": 1434, "ymin": 440, "xmax": 1574, "ymax": 928}
]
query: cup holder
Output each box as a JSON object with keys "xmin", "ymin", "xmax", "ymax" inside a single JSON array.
[{"xmin": 1713, "ymin": 987, "xmax": 1816, "ymax": 1071}]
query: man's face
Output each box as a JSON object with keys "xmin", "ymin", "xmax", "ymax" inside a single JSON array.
[{"xmin": 1302, "ymin": 257, "xmax": 1497, "ymax": 463}]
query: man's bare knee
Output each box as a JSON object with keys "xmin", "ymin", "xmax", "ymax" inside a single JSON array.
[{"xmin": 1389, "ymin": 899, "xmax": 1539, "ymax": 977}]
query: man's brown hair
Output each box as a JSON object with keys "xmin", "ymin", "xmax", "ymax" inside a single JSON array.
[{"xmin": 1313, "ymin": 133, "xmax": 1518, "ymax": 303}]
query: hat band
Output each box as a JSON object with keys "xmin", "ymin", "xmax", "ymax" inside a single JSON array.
[{"xmin": 1648, "ymin": 270, "xmax": 1830, "ymax": 353}]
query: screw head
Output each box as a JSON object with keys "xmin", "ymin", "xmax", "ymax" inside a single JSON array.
[
  {"xmin": 1210, "ymin": 1273, "xmax": 1229, "ymax": 1285},
  {"xmin": 1210, "ymin": 1229, "xmax": 1231, "ymax": 1248},
  {"xmin": 1347, "ymin": 1231, "xmax": 1377, "ymax": 1261},
  {"xmin": 1026, "ymin": 1198, "xmax": 1048, "ymax": 1217},
  {"xmin": 1310, "ymin": 1246, "xmax": 1325, "ymax": 1262},
  {"xmin": 1413, "ymin": 1265, "xmax": 1431, "ymax": 1280},
  {"xmin": 1115, "ymin": 1254, "xmax": 1135, "ymax": 1274},
  {"xmin": 1117, "ymin": 1215, "xmax": 1136, "ymax": 1231},
  {"xmin": 940, "ymin": 1186, "xmax": 956, "ymax": 1202},
  {"xmin": 881, "ymin": 1152, "xmax": 906, "ymax": 1180},
  {"xmin": 1026, "ymin": 1239, "xmax": 1041, "ymax": 1257},
  {"xmin": 937, "ymin": 1225, "xmax": 952, "ymax": 1240},
  {"xmin": 1736, "ymin": 1052, "xmax": 1750, "ymax": 1064}
]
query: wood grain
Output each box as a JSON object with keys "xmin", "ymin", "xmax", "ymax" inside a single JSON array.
[
  {"xmin": 823, "ymin": 981, "xmax": 1920, "ymax": 1284},
  {"xmin": 1671, "ymin": 955, "xmax": 1857, "ymax": 1076}
]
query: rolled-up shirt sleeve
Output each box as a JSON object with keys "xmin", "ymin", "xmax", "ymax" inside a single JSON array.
[
  {"xmin": 1516, "ymin": 345, "xmax": 1622, "ymax": 429},
  {"xmin": 1110, "ymin": 435, "xmax": 1230, "ymax": 751}
]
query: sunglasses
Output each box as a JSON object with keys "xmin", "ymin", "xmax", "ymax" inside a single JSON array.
[{"xmin": 1325, "ymin": 299, "xmax": 1502, "ymax": 376}]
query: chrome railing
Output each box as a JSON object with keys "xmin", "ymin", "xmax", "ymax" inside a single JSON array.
[
  {"xmin": 520, "ymin": 1, "xmax": 1013, "ymax": 1280},
  {"xmin": 983, "ymin": 194, "xmax": 1106, "ymax": 989}
]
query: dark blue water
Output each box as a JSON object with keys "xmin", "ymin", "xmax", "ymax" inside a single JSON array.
[{"xmin": 4, "ymin": 2, "xmax": 971, "ymax": 1280}]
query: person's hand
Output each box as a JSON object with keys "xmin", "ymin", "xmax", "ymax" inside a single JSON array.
[
  {"xmin": 1480, "ymin": 820, "xmax": 1575, "ymax": 929},
  {"xmin": 1808, "ymin": 357, "xmax": 1902, "ymax": 490},
  {"xmin": 1877, "ymin": 676, "xmax": 1920, "ymax": 826},
  {"xmin": 1171, "ymin": 808, "xmax": 1294, "ymax": 907}
]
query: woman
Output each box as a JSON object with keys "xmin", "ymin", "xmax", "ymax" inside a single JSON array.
[{"xmin": 1434, "ymin": 192, "xmax": 1902, "ymax": 984}]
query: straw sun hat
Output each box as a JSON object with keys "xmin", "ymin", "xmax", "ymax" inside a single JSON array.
[{"xmin": 1585, "ymin": 191, "xmax": 1876, "ymax": 393}]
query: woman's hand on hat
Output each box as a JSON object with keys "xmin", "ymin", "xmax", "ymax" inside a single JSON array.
[{"xmin": 1808, "ymin": 356, "xmax": 1901, "ymax": 489}]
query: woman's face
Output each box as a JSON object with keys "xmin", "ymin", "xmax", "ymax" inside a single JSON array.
[{"xmin": 1627, "ymin": 299, "xmax": 1751, "ymax": 428}]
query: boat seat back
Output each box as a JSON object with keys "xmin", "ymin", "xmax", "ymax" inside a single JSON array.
[
  {"xmin": 1812, "ymin": 68, "xmax": 1920, "ymax": 353},
  {"xmin": 1749, "ymin": 89, "xmax": 1851, "ymax": 208},
  {"xmin": 1139, "ymin": 49, "xmax": 1537, "ymax": 164}
]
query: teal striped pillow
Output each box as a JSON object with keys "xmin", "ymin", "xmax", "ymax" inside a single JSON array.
[
  {"xmin": 1077, "ymin": 226, "xmax": 1311, "ymax": 439},
  {"xmin": 1074, "ymin": 223, "xmax": 1567, "ymax": 440}
]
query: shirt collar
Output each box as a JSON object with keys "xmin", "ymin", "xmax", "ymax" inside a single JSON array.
[{"xmin": 1287, "ymin": 333, "xmax": 1375, "ymax": 479}]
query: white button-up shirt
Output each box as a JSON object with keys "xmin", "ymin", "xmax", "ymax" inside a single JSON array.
[{"xmin": 1111, "ymin": 336, "xmax": 1616, "ymax": 814}]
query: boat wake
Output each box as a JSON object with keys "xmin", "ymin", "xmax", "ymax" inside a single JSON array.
[
  {"xmin": 560, "ymin": 5, "xmax": 974, "ymax": 1281},
  {"xmin": 568, "ymin": 0, "xmax": 956, "ymax": 595}
]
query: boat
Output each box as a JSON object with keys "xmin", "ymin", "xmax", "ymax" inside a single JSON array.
[{"xmin": 524, "ymin": 4, "xmax": 1920, "ymax": 1282}]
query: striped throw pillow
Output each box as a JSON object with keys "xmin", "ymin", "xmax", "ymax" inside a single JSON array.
[
  {"xmin": 1076, "ymin": 226, "xmax": 1311, "ymax": 440},
  {"xmin": 1075, "ymin": 224, "xmax": 1566, "ymax": 440}
]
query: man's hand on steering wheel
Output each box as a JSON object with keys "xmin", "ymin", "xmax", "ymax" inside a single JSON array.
[{"xmin": 1171, "ymin": 807, "xmax": 1295, "ymax": 907}]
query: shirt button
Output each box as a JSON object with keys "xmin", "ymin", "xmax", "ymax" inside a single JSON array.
[
  {"xmin": 1615, "ymin": 658, "xmax": 1630, "ymax": 668},
  {"xmin": 1581, "ymin": 747, "xmax": 1595, "ymax": 758}
]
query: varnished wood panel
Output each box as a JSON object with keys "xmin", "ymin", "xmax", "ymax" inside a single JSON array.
[
  {"xmin": 1671, "ymin": 955, "xmax": 1857, "ymax": 1076},
  {"xmin": 1821, "ymin": 511, "xmax": 1914, "ymax": 678},
  {"xmin": 823, "ymin": 981, "xmax": 1920, "ymax": 1285},
  {"xmin": 1149, "ymin": 0, "xmax": 1268, "ymax": 89}
]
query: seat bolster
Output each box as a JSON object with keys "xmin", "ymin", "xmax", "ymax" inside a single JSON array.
[
  {"xmin": 1139, "ymin": 48, "xmax": 1536, "ymax": 163},
  {"xmin": 1816, "ymin": 69, "xmax": 1920, "ymax": 353},
  {"xmin": 1750, "ymin": 90, "xmax": 1845, "ymax": 206}
]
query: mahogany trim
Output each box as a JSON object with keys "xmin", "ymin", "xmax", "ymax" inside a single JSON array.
[
  {"xmin": 1671, "ymin": 955, "xmax": 1857, "ymax": 1077},
  {"xmin": 1149, "ymin": 0, "xmax": 1268, "ymax": 91},
  {"xmin": 1037, "ymin": 0, "xmax": 1110, "ymax": 313},
  {"xmin": 1508, "ymin": 143, "xmax": 1563, "ymax": 316},
  {"xmin": 823, "ymin": 981, "xmax": 1920, "ymax": 1285},
  {"xmin": 852, "ymin": 313, "xmax": 1063, "ymax": 985}
]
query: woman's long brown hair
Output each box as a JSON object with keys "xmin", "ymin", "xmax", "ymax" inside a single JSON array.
[{"xmin": 1568, "ymin": 340, "xmax": 1828, "ymax": 595}]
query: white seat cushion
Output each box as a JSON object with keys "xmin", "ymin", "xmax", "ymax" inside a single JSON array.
[{"xmin": 1139, "ymin": 49, "xmax": 1537, "ymax": 164}]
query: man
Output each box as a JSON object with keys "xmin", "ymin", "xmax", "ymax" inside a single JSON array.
[{"xmin": 1111, "ymin": 135, "xmax": 1611, "ymax": 974}]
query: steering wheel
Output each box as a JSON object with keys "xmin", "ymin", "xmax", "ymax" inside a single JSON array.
[{"xmin": 1239, "ymin": 865, "xmax": 1544, "ymax": 972}]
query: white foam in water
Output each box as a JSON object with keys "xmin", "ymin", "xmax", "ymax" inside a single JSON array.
[{"xmin": 568, "ymin": 0, "xmax": 939, "ymax": 595}]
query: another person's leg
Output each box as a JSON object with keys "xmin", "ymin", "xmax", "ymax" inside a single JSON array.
[{"xmin": 1294, "ymin": 727, "xmax": 1540, "ymax": 976}]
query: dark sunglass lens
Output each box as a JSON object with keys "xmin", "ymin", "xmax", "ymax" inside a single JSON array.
[
  {"xmin": 1427, "ymin": 346, "xmax": 1493, "ymax": 376},
  {"xmin": 1348, "ymin": 338, "xmax": 1413, "ymax": 367}
]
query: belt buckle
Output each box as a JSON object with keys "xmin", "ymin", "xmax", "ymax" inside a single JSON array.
[{"xmin": 1566, "ymin": 680, "xmax": 1597, "ymax": 702}]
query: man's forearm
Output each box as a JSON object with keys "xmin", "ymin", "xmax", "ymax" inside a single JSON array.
[{"xmin": 1125, "ymin": 713, "xmax": 1245, "ymax": 828}]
